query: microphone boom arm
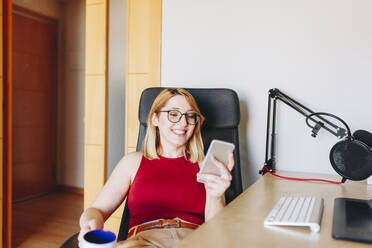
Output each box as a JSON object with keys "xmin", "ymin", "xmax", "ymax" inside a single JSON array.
[{"xmin": 259, "ymin": 88, "xmax": 347, "ymax": 175}]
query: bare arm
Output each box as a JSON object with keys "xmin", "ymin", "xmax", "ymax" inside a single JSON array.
[
  {"xmin": 197, "ymin": 153, "xmax": 234, "ymax": 221},
  {"xmin": 78, "ymin": 152, "xmax": 142, "ymax": 242},
  {"xmin": 204, "ymin": 194, "xmax": 226, "ymax": 221}
]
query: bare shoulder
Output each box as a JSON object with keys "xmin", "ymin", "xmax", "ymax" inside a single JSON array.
[
  {"xmin": 117, "ymin": 152, "xmax": 142, "ymax": 171},
  {"xmin": 113, "ymin": 152, "xmax": 142, "ymax": 183},
  {"xmin": 111, "ymin": 151, "xmax": 141, "ymax": 178}
]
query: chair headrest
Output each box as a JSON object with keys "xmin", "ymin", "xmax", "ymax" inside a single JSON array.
[{"xmin": 138, "ymin": 88, "xmax": 240, "ymax": 128}]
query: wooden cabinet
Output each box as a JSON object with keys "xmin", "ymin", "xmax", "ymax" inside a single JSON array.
[
  {"xmin": 125, "ymin": 0, "xmax": 162, "ymax": 154},
  {"xmin": 84, "ymin": 0, "xmax": 161, "ymax": 234},
  {"xmin": 84, "ymin": 0, "xmax": 107, "ymax": 209}
]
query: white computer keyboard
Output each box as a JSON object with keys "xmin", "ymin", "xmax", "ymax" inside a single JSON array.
[{"xmin": 264, "ymin": 196, "xmax": 324, "ymax": 232}]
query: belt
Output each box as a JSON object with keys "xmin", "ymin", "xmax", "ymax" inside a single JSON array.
[{"xmin": 127, "ymin": 219, "xmax": 200, "ymax": 238}]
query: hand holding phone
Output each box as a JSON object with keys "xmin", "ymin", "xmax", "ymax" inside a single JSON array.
[{"xmin": 197, "ymin": 140, "xmax": 235, "ymax": 183}]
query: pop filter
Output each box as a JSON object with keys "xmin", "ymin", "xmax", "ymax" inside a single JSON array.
[
  {"xmin": 330, "ymin": 138, "xmax": 372, "ymax": 182},
  {"xmin": 306, "ymin": 113, "xmax": 372, "ymax": 182}
]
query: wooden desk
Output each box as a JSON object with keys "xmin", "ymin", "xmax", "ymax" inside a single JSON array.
[{"xmin": 175, "ymin": 171, "xmax": 372, "ymax": 248}]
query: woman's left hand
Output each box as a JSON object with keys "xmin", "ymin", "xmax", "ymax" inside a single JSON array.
[{"xmin": 197, "ymin": 152, "xmax": 234, "ymax": 198}]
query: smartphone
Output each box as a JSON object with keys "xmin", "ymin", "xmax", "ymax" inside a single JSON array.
[{"xmin": 198, "ymin": 139, "xmax": 235, "ymax": 181}]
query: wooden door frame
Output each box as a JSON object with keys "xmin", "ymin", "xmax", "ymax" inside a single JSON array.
[
  {"xmin": 2, "ymin": 2, "xmax": 59, "ymax": 247},
  {"xmin": 3, "ymin": 0, "xmax": 13, "ymax": 247},
  {"xmin": 12, "ymin": 4, "xmax": 58, "ymax": 202}
]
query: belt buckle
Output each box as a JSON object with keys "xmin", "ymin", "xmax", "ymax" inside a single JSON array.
[
  {"xmin": 175, "ymin": 219, "xmax": 181, "ymax": 228},
  {"xmin": 161, "ymin": 219, "xmax": 181, "ymax": 229}
]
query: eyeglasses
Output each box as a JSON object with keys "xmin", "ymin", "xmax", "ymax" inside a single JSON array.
[{"xmin": 156, "ymin": 110, "xmax": 200, "ymax": 125}]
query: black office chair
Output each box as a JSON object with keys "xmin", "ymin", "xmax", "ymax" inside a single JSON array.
[
  {"xmin": 61, "ymin": 233, "xmax": 79, "ymax": 248},
  {"xmin": 61, "ymin": 87, "xmax": 243, "ymax": 247},
  {"xmin": 117, "ymin": 87, "xmax": 243, "ymax": 241}
]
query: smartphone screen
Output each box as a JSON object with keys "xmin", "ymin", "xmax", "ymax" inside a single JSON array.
[{"xmin": 198, "ymin": 140, "xmax": 235, "ymax": 180}]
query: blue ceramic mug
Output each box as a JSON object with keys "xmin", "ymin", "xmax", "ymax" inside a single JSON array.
[{"xmin": 81, "ymin": 229, "xmax": 116, "ymax": 248}]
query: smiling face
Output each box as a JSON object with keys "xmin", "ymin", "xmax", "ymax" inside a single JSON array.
[{"xmin": 152, "ymin": 95, "xmax": 196, "ymax": 155}]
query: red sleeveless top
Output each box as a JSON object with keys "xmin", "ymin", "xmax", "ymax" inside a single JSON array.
[{"xmin": 127, "ymin": 155, "xmax": 206, "ymax": 228}]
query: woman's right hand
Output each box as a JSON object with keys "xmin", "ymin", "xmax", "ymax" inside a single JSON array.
[
  {"xmin": 77, "ymin": 152, "xmax": 142, "ymax": 245},
  {"xmin": 78, "ymin": 208, "xmax": 105, "ymax": 246}
]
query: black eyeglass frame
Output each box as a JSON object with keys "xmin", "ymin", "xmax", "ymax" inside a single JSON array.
[{"xmin": 156, "ymin": 110, "xmax": 200, "ymax": 125}]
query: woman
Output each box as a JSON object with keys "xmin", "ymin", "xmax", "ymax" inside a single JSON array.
[{"xmin": 79, "ymin": 88, "xmax": 234, "ymax": 248}]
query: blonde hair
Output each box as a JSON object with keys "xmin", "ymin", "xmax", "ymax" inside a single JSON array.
[{"xmin": 141, "ymin": 88, "xmax": 205, "ymax": 163}]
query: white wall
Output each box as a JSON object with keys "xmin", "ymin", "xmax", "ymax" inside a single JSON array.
[
  {"xmin": 57, "ymin": 0, "xmax": 85, "ymax": 188},
  {"xmin": 107, "ymin": 0, "xmax": 126, "ymax": 178},
  {"xmin": 161, "ymin": 0, "xmax": 372, "ymax": 188}
]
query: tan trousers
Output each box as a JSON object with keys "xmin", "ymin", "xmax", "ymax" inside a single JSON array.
[{"xmin": 116, "ymin": 227, "xmax": 194, "ymax": 248}]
